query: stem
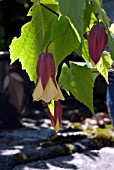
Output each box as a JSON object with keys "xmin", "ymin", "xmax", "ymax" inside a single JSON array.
[
  {"xmin": 40, "ymin": 3, "xmax": 59, "ymax": 17},
  {"xmin": 95, "ymin": 13, "xmax": 100, "ymax": 23},
  {"xmin": 46, "ymin": 41, "xmax": 52, "ymax": 53}
]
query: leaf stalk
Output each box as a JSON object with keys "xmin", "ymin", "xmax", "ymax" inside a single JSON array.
[{"xmin": 40, "ymin": 3, "xmax": 59, "ymax": 17}]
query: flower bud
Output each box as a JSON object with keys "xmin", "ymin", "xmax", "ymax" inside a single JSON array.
[
  {"xmin": 88, "ymin": 23, "xmax": 108, "ymax": 65},
  {"xmin": 47, "ymin": 101, "xmax": 62, "ymax": 132}
]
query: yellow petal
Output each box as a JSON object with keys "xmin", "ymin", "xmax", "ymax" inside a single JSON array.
[
  {"xmin": 32, "ymin": 78, "xmax": 43, "ymax": 101},
  {"xmin": 54, "ymin": 84, "xmax": 65, "ymax": 101},
  {"xmin": 40, "ymin": 77, "xmax": 58, "ymax": 103},
  {"xmin": 54, "ymin": 118, "xmax": 60, "ymax": 132},
  {"xmin": 110, "ymin": 23, "xmax": 114, "ymax": 34}
]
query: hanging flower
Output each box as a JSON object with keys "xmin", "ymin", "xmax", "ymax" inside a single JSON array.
[
  {"xmin": 47, "ymin": 100, "xmax": 62, "ymax": 132},
  {"xmin": 32, "ymin": 52, "xmax": 64, "ymax": 103}
]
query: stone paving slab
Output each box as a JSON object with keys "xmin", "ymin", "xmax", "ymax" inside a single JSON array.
[
  {"xmin": 13, "ymin": 147, "xmax": 114, "ymax": 170},
  {"xmin": 0, "ymin": 127, "xmax": 55, "ymax": 170},
  {"xmin": 0, "ymin": 125, "xmax": 114, "ymax": 170}
]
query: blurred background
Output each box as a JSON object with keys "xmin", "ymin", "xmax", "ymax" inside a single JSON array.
[
  {"xmin": 0, "ymin": 0, "xmax": 33, "ymax": 129},
  {"xmin": 0, "ymin": 0, "xmax": 32, "ymax": 51}
]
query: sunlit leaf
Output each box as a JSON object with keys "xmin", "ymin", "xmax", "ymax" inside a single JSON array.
[
  {"xmin": 96, "ymin": 51, "xmax": 113, "ymax": 83},
  {"xmin": 59, "ymin": 62, "xmax": 94, "ymax": 113},
  {"xmin": 10, "ymin": 3, "xmax": 58, "ymax": 82},
  {"xmin": 108, "ymin": 32, "xmax": 114, "ymax": 61},
  {"xmin": 51, "ymin": 16, "xmax": 80, "ymax": 66},
  {"xmin": 82, "ymin": 39, "xmax": 90, "ymax": 62}
]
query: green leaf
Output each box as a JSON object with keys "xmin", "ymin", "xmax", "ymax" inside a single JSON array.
[
  {"xmin": 59, "ymin": 62, "xmax": 94, "ymax": 113},
  {"xmin": 31, "ymin": 0, "xmax": 38, "ymax": 3},
  {"xmin": 40, "ymin": 0, "xmax": 57, "ymax": 4},
  {"xmin": 51, "ymin": 16, "xmax": 80, "ymax": 66},
  {"xmin": 86, "ymin": 12, "xmax": 97, "ymax": 33},
  {"xmin": 82, "ymin": 39, "xmax": 90, "ymax": 62},
  {"xmin": 40, "ymin": 21, "xmax": 52, "ymax": 51},
  {"xmin": 108, "ymin": 32, "xmax": 114, "ymax": 61},
  {"xmin": 96, "ymin": 51, "xmax": 113, "ymax": 83},
  {"xmin": 58, "ymin": 0, "xmax": 86, "ymax": 39},
  {"xmin": 92, "ymin": 0, "xmax": 110, "ymax": 29},
  {"xmin": 75, "ymin": 44, "xmax": 82, "ymax": 57},
  {"xmin": 83, "ymin": 0, "xmax": 92, "ymax": 33},
  {"xmin": 92, "ymin": 0, "xmax": 102, "ymax": 9},
  {"xmin": 9, "ymin": 2, "xmax": 58, "ymax": 82},
  {"xmin": 40, "ymin": 3, "xmax": 61, "ymax": 51},
  {"xmin": 76, "ymin": 38, "xmax": 90, "ymax": 62}
]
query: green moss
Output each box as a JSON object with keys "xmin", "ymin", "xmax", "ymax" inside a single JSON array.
[
  {"xmin": 89, "ymin": 128, "xmax": 114, "ymax": 149},
  {"xmin": 104, "ymin": 124, "xmax": 112, "ymax": 129},
  {"xmin": 63, "ymin": 143, "xmax": 75, "ymax": 154},
  {"xmin": 13, "ymin": 153, "xmax": 28, "ymax": 164},
  {"xmin": 51, "ymin": 145, "xmax": 66, "ymax": 156},
  {"xmin": 41, "ymin": 141, "xmax": 54, "ymax": 147},
  {"xmin": 95, "ymin": 128, "xmax": 113, "ymax": 138},
  {"xmin": 69, "ymin": 122, "xmax": 84, "ymax": 131},
  {"xmin": 86, "ymin": 125, "xmax": 94, "ymax": 131}
]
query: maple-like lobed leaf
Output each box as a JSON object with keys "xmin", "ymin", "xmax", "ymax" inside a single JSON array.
[
  {"xmin": 10, "ymin": 3, "xmax": 58, "ymax": 82},
  {"xmin": 50, "ymin": 16, "xmax": 80, "ymax": 66},
  {"xmin": 59, "ymin": 62, "xmax": 94, "ymax": 113},
  {"xmin": 58, "ymin": 0, "xmax": 86, "ymax": 39}
]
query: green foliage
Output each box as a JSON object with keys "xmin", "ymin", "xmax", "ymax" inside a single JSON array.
[
  {"xmin": 108, "ymin": 32, "xmax": 114, "ymax": 61},
  {"xmin": 59, "ymin": 62, "xmax": 94, "ymax": 113},
  {"xmin": 51, "ymin": 16, "xmax": 80, "ymax": 66},
  {"xmin": 96, "ymin": 51, "xmax": 113, "ymax": 83},
  {"xmin": 92, "ymin": 0, "xmax": 110, "ymax": 29},
  {"xmin": 9, "ymin": 0, "xmax": 114, "ymax": 113},
  {"xmin": 40, "ymin": 0, "xmax": 57, "ymax": 3},
  {"xmin": 10, "ymin": 2, "xmax": 58, "ymax": 82},
  {"xmin": 58, "ymin": 0, "xmax": 86, "ymax": 39},
  {"xmin": 82, "ymin": 39, "xmax": 90, "ymax": 62},
  {"xmin": 83, "ymin": 0, "xmax": 93, "ymax": 33}
]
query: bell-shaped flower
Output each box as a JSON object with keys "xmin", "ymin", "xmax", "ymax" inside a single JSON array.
[
  {"xmin": 47, "ymin": 100, "xmax": 62, "ymax": 132},
  {"xmin": 32, "ymin": 52, "xmax": 64, "ymax": 103}
]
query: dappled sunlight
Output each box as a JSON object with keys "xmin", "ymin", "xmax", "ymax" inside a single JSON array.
[{"xmin": 0, "ymin": 149, "xmax": 21, "ymax": 156}]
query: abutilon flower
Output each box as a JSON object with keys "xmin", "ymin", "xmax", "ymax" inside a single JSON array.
[
  {"xmin": 88, "ymin": 23, "xmax": 108, "ymax": 65},
  {"xmin": 47, "ymin": 100, "xmax": 62, "ymax": 132},
  {"xmin": 32, "ymin": 52, "xmax": 64, "ymax": 103}
]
